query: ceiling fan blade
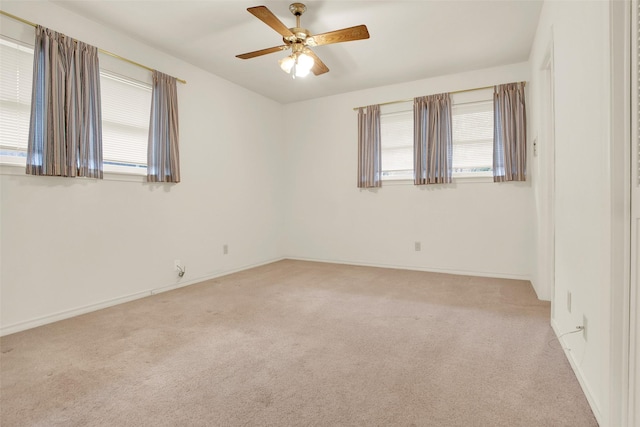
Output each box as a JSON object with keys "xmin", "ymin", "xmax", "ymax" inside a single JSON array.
[
  {"xmin": 308, "ymin": 25, "xmax": 370, "ymax": 47},
  {"xmin": 236, "ymin": 45, "xmax": 289, "ymax": 59},
  {"xmin": 247, "ymin": 6, "xmax": 294, "ymax": 38},
  {"xmin": 306, "ymin": 50, "xmax": 329, "ymax": 76}
]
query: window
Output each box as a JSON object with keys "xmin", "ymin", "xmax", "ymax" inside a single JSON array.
[
  {"xmin": 0, "ymin": 37, "xmax": 152, "ymax": 175},
  {"xmin": 451, "ymin": 100, "xmax": 493, "ymax": 177},
  {"xmin": 380, "ymin": 92, "xmax": 494, "ymax": 181},
  {"xmin": 380, "ymin": 103, "xmax": 413, "ymax": 180},
  {"xmin": 100, "ymin": 71, "xmax": 152, "ymax": 174},
  {"xmin": 0, "ymin": 37, "xmax": 33, "ymax": 165}
]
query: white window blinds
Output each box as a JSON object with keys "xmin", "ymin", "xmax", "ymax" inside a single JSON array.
[
  {"xmin": 100, "ymin": 71, "xmax": 152, "ymax": 171},
  {"xmin": 381, "ymin": 108, "xmax": 413, "ymax": 180},
  {"xmin": 0, "ymin": 37, "xmax": 33, "ymax": 160},
  {"xmin": 452, "ymin": 100, "xmax": 493, "ymax": 177}
]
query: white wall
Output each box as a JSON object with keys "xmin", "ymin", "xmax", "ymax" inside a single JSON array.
[
  {"xmin": 529, "ymin": 1, "xmax": 614, "ymax": 424},
  {"xmin": 282, "ymin": 63, "xmax": 534, "ymax": 281},
  {"xmin": 0, "ymin": 1, "xmax": 285, "ymax": 334}
]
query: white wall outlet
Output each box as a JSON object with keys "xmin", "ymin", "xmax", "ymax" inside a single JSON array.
[
  {"xmin": 223, "ymin": 244, "xmax": 228, "ymax": 255},
  {"xmin": 582, "ymin": 315, "xmax": 588, "ymax": 341},
  {"xmin": 567, "ymin": 291, "xmax": 572, "ymax": 313},
  {"xmin": 414, "ymin": 241, "xmax": 421, "ymax": 252}
]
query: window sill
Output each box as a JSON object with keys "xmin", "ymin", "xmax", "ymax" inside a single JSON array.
[
  {"xmin": 0, "ymin": 162, "xmax": 147, "ymax": 183},
  {"xmin": 382, "ymin": 176, "xmax": 494, "ymax": 185}
]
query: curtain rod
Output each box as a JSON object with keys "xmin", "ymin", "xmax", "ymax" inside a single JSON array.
[
  {"xmin": 352, "ymin": 83, "xmax": 526, "ymax": 111},
  {"xmin": 0, "ymin": 10, "xmax": 187, "ymax": 84}
]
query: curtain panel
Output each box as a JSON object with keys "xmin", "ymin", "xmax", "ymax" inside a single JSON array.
[
  {"xmin": 493, "ymin": 82, "xmax": 527, "ymax": 182},
  {"xmin": 413, "ymin": 93, "xmax": 453, "ymax": 185},
  {"xmin": 26, "ymin": 25, "xmax": 103, "ymax": 178},
  {"xmin": 147, "ymin": 70, "xmax": 180, "ymax": 183},
  {"xmin": 357, "ymin": 104, "xmax": 382, "ymax": 188}
]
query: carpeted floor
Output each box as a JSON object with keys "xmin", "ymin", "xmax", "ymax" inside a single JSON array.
[{"xmin": 1, "ymin": 260, "xmax": 597, "ymax": 426}]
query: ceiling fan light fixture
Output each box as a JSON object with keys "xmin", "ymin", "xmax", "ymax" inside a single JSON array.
[
  {"xmin": 281, "ymin": 51, "xmax": 314, "ymax": 79},
  {"xmin": 279, "ymin": 55, "xmax": 295, "ymax": 73},
  {"xmin": 293, "ymin": 65, "xmax": 310, "ymax": 78},
  {"xmin": 297, "ymin": 52, "xmax": 314, "ymax": 70}
]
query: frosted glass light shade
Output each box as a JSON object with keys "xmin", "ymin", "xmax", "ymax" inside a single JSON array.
[
  {"xmin": 294, "ymin": 67, "xmax": 310, "ymax": 78},
  {"xmin": 279, "ymin": 56, "xmax": 295, "ymax": 73},
  {"xmin": 297, "ymin": 53, "xmax": 314, "ymax": 71},
  {"xmin": 279, "ymin": 52, "xmax": 315, "ymax": 78}
]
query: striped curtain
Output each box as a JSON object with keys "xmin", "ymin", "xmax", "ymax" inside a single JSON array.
[
  {"xmin": 26, "ymin": 25, "xmax": 103, "ymax": 178},
  {"xmin": 493, "ymin": 82, "xmax": 527, "ymax": 182},
  {"xmin": 147, "ymin": 70, "xmax": 180, "ymax": 183},
  {"xmin": 357, "ymin": 104, "xmax": 381, "ymax": 188},
  {"xmin": 414, "ymin": 93, "xmax": 453, "ymax": 185}
]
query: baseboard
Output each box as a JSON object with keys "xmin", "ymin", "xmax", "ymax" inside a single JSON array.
[
  {"xmin": 147, "ymin": 257, "xmax": 285, "ymax": 295},
  {"xmin": 551, "ymin": 319, "xmax": 604, "ymax": 426},
  {"xmin": 0, "ymin": 290, "xmax": 150, "ymax": 337},
  {"xmin": 284, "ymin": 255, "xmax": 532, "ymax": 281},
  {"xmin": 0, "ymin": 257, "xmax": 284, "ymax": 337}
]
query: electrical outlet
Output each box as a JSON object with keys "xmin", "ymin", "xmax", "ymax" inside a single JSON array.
[
  {"xmin": 582, "ymin": 315, "xmax": 588, "ymax": 341},
  {"xmin": 414, "ymin": 241, "xmax": 421, "ymax": 252},
  {"xmin": 567, "ymin": 291, "xmax": 572, "ymax": 313},
  {"xmin": 223, "ymin": 244, "xmax": 228, "ymax": 255},
  {"xmin": 174, "ymin": 260, "xmax": 185, "ymax": 278}
]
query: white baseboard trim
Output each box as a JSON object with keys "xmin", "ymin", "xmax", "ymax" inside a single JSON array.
[
  {"xmin": 284, "ymin": 255, "xmax": 532, "ymax": 281},
  {"xmin": 551, "ymin": 319, "xmax": 603, "ymax": 426},
  {"xmin": 0, "ymin": 257, "xmax": 284, "ymax": 337},
  {"xmin": 0, "ymin": 290, "xmax": 150, "ymax": 337},
  {"xmin": 148, "ymin": 257, "xmax": 285, "ymax": 296}
]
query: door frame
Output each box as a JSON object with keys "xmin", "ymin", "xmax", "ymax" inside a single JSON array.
[{"xmin": 610, "ymin": 0, "xmax": 632, "ymax": 425}]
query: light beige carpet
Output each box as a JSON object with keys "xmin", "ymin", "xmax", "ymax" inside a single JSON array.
[{"xmin": 1, "ymin": 260, "xmax": 597, "ymax": 426}]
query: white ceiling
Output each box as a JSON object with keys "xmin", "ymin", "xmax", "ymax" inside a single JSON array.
[{"xmin": 51, "ymin": 0, "xmax": 543, "ymax": 104}]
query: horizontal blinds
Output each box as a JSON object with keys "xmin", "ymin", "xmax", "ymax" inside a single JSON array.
[
  {"xmin": 452, "ymin": 101, "xmax": 493, "ymax": 173},
  {"xmin": 381, "ymin": 110, "xmax": 412, "ymax": 174},
  {"xmin": 100, "ymin": 71, "xmax": 151, "ymax": 167},
  {"xmin": 0, "ymin": 37, "xmax": 33, "ymax": 154}
]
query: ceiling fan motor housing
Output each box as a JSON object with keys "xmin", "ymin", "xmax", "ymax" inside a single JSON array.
[{"xmin": 284, "ymin": 28, "xmax": 313, "ymax": 46}]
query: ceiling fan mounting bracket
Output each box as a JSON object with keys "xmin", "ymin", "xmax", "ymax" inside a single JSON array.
[{"xmin": 289, "ymin": 3, "xmax": 307, "ymax": 17}]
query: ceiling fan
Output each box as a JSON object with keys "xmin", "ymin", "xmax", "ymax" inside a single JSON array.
[{"xmin": 236, "ymin": 3, "xmax": 370, "ymax": 78}]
